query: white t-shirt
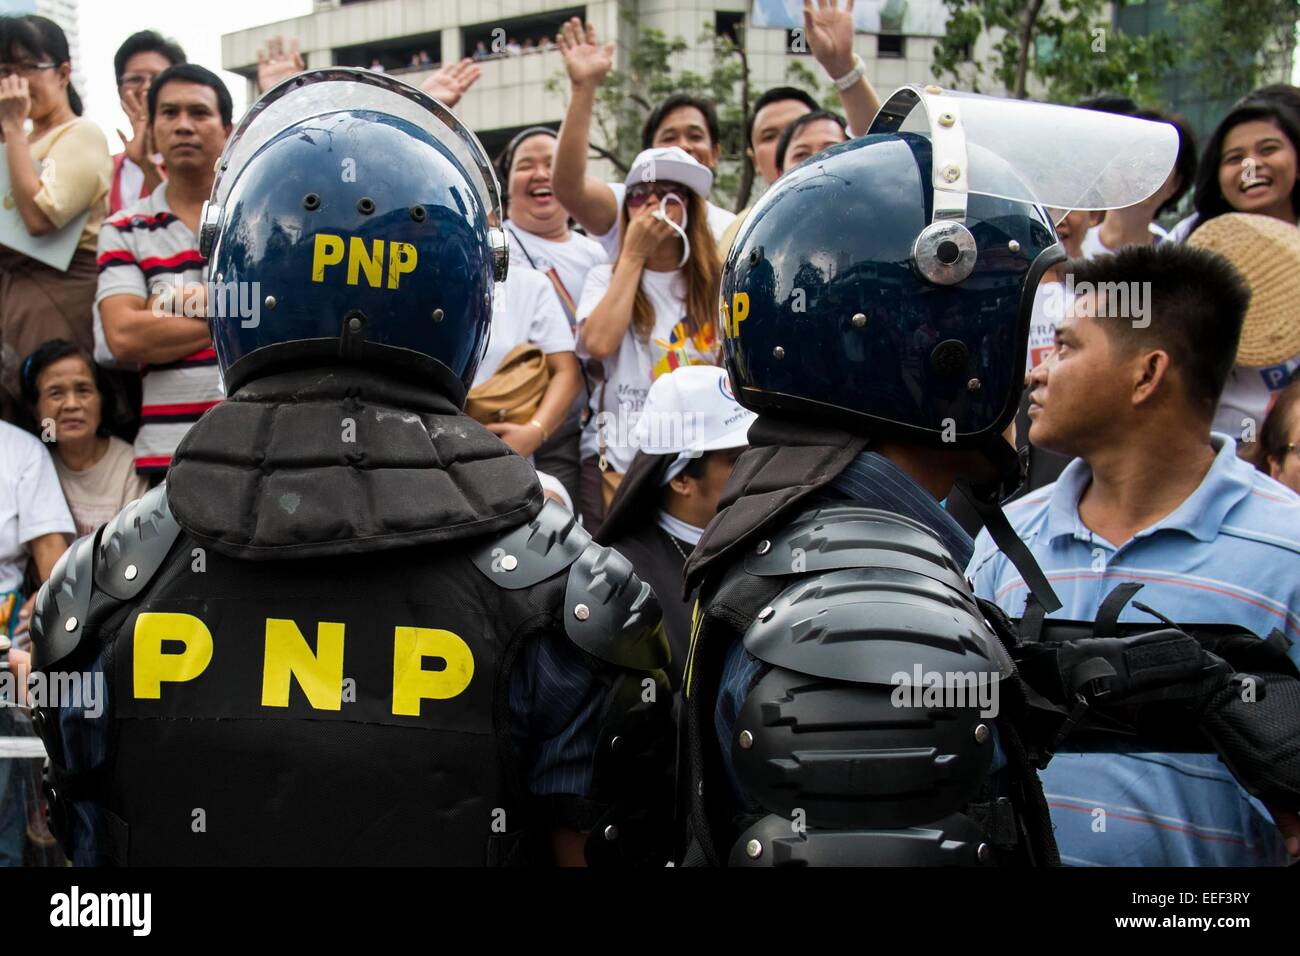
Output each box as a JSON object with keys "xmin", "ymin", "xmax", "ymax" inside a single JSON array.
[
  {"xmin": 591, "ymin": 182, "xmax": 736, "ymax": 263},
  {"xmin": 472, "ymin": 268, "xmax": 575, "ymax": 389},
  {"xmin": 504, "ymin": 220, "xmax": 609, "ymax": 314},
  {"xmin": 1164, "ymin": 213, "xmax": 1199, "ymax": 244},
  {"xmin": 1025, "ymin": 281, "xmax": 1066, "ymax": 375},
  {"xmin": 1213, "ymin": 356, "xmax": 1300, "ymax": 446},
  {"xmin": 1080, "ymin": 221, "xmax": 1168, "ymax": 258},
  {"xmin": 575, "ymin": 264, "xmax": 718, "ymax": 472},
  {"xmin": 0, "ymin": 422, "xmax": 75, "ymax": 593}
]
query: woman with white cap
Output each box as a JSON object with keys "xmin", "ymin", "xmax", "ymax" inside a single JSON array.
[
  {"xmin": 574, "ymin": 146, "xmax": 723, "ymax": 528},
  {"xmin": 595, "ymin": 365, "xmax": 753, "ymax": 686}
]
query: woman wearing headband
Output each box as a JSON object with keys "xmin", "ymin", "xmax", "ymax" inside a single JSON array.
[{"xmin": 495, "ymin": 127, "xmax": 606, "ymax": 504}]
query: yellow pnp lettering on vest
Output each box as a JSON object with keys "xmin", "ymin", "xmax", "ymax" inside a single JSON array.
[
  {"xmin": 346, "ymin": 237, "xmax": 384, "ymax": 289},
  {"xmin": 311, "ymin": 233, "xmax": 345, "ymax": 282},
  {"xmin": 391, "ymin": 626, "xmax": 474, "ymax": 716},
  {"xmin": 133, "ymin": 612, "xmax": 214, "ymax": 699},
  {"xmin": 261, "ymin": 619, "xmax": 346, "ymax": 711},
  {"xmin": 387, "ymin": 242, "xmax": 417, "ymax": 289},
  {"xmin": 727, "ymin": 292, "xmax": 750, "ymax": 338}
]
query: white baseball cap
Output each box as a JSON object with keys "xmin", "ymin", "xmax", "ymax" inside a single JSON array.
[
  {"xmin": 624, "ymin": 146, "xmax": 713, "ymax": 200},
  {"xmin": 632, "ymin": 365, "xmax": 753, "ymax": 464}
]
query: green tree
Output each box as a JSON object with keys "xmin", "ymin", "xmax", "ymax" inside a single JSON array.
[
  {"xmin": 931, "ymin": 0, "xmax": 1176, "ymax": 103},
  {"xmin": 1170, "ymin": 0, "xmax": 1300, "ymax": 100}
]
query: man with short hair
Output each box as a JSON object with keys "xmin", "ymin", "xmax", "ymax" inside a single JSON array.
[
  {"xmin": 968, "ymin": 243, "xmax": 1300, "ymax": 866},
  {"xmin": 95, "ymin": 64, "xmax": 231, "ymax": 480},
  {"xmin": 109, "ymin": 30, "xmax": 186, "ymax": 214}
]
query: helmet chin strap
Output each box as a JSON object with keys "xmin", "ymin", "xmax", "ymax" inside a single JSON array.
[
  {"xmin": 955, "ymin": 436, "xmax": 1062, "ymax": 614},
  {"xmin": 652, "ymin": 192, "xmax": 691, "ymax": 268}
]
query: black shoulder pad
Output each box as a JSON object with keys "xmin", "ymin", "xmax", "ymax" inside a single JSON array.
[
  {"xmin": 744, "ymin": 505, "xmax": 967, "ymax": 588},
  {"xmin": 564, "ymin": 541, "xmax": 669, "ymax": 671},
  {"xmin": 94, "ymin": 483, "xmax": 182, "ymax": 602},
  {"xmin": 468, "ymin": 499, "xmax": 592, "ymax": 589},
  {"xmin": 743, "ymin": 566, "xmax": 999, "ymax": 685},
  {"xmin": 30, "ymin": 531, "xmax": 99, "ymax": 670}
]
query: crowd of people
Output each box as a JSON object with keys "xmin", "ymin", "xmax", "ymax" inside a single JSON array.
[{"xmin": 0, "ymin": 0, "xmax": 1298, "ymax": 868}]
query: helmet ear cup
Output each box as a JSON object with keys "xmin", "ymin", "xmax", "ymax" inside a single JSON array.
[{"xmin": 912, "ymin": 220, "xmax": 978, "ymax": 285}]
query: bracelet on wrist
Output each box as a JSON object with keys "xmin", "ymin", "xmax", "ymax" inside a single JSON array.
[
  {"xmin": 832, "ymin": 54, "xmax": 866, "ymax": 92},
  {"xmin": 529, "ymin": 418, "xmax": 550, "ymax": 442}
]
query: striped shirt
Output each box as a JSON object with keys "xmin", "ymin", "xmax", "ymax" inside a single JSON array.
[
  {"xmin": 967, "ymin": 434, "xmax": 1300, "ymax": 866},
  {"xmin": 94, "ymin": 182, "xmax": 223, "ymax": 475}
]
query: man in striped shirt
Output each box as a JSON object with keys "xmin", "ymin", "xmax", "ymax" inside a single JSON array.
[
  {"xmin": 95, "ymin": 64, "xmax": 231, "ymax": 479},
  {"xmin": 968, "ymin": 243, "xmax": 1300, "ymax": 866}
]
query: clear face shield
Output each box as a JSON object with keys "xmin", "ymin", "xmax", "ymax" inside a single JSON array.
[
  {"xmin": 869, "ymin": 84, "xmax": 1180, "ymax": 283},
  {"xmin": 198, "ymin": 68, "xmax": 509, "ymax": 285}
]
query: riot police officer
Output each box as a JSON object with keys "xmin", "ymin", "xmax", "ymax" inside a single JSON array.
[
  {"xmin": 28, "ymin": 70, "xmax": 673, "ymax": 866},
  {"xmin": 677, "ymin": 87, "xmax": 1208, "ymax": 866}
]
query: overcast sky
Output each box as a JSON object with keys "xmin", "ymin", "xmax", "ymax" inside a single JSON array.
[{"xmin": 78, "ymin": 0, "xmax": 311, "ymax": 142}]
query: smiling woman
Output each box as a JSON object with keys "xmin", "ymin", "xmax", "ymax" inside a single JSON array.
[
  {"xmin": 0, "ymin": 14, "xmax": 112, "ymax": 427},
  {"xmin": 493, "ymin": 126, "xmax": 606, "ymax": 506},
  {"xmin": 1192, "ymin": 98, "xmax": 1300, "ymax": 233}
]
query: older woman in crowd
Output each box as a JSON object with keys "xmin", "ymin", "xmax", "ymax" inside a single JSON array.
[
  {"xmin": 0, "ymin": 15, "xmax": 111, "ymax": 428},
  {"xmin": 21, "ymin": 339, "xmax": 146, "ymax": 537}
]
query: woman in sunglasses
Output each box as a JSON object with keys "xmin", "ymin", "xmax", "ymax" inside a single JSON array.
[
  {"xmin": 574, "ymin": 146, "xmax": 722, "ymax": 529},
  {"xmin": 0, "ymin": 15, "xmax": 112, "ymax": 428}
]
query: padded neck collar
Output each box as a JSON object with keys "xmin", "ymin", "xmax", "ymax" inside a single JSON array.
[{"xmin": 168, "ymin": 366, "xmax": 542, "ymax": 560}]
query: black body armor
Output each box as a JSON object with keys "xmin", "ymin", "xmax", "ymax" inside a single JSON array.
[
  {"xmin": 681, "ymin": 505, "xmax": 1058, "ymax": 867},
  {"xmin": 29, "ymin": 368, "xmax": 674, "ymax": 866}
]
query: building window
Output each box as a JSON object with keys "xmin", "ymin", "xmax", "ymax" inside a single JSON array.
[
  {"xmin": 462, "ymin": 7, "xmax": 584, "ymax": 61},
  {"xmin": 335, "ymin": 31, "xmax": 441, "ymax": 75},
  {"xmin": 878, "ymin": 34, "xmax": 905, "ymax": 59},
  {"xmin": 716, "ymin": 11, "xmax": 744, "ymax": 44}
]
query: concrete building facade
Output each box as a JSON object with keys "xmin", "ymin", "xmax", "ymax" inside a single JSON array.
[{"xmin": 221, "ymin": 0, "xmax": 966, "ymax": 164}]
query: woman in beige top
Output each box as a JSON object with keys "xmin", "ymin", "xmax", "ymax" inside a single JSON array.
[
  {"xmin": 21, "ymin": 338, "xmax": 147, "ymax": 538},
  {"xmin": 0, "ymin": 15, "xmax": 112, "ymax": 429}
]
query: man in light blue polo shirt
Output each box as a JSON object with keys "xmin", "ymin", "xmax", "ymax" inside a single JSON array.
[{"xmin": 969, "ymin": 243, "xmax": 1300, "ymax": 866}]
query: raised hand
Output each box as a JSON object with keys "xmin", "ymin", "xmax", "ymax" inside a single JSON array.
[
  {"xmin": 0, "ymin": 75, "xmax": 32, "ymax": 132},
  {"xmin": 257, "ymin": 35, "xmax": 305, "ymax": 94},
  {"xmin": 117, "ymin": 83, "xmax": 151, "ymax": 166},
  {"xmin": 622, "ymin": 197, "xmax": 679, "ymax": 262},
  {"xmin": 556, "ymin": 17, "xmax": 614, "ymax": 89},
  {"xmin": 804, "ymin": 0, "xmax": 857, "ymax": 78},
  {"xmin": 421, "ymin": 58, "xmax": 481, "ymax": 108}
]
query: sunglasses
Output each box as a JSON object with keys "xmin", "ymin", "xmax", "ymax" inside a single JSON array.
[{"xmin": 626, "ymin": 182, "xmax": 685, "ymax": 207}]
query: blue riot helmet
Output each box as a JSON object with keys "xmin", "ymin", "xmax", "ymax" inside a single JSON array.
[
  {"xmin": 721, "ymin": 85, "xmax": 1179, "ymax": 453},
  {"xmin": 199, "ymin": 69, "xmax": 509, "ymax": 402}
]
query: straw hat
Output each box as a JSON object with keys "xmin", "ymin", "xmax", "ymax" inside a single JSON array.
[{"xmin": 1187, "ymin": 213, "xmax": 1300, "ymax": 367}]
